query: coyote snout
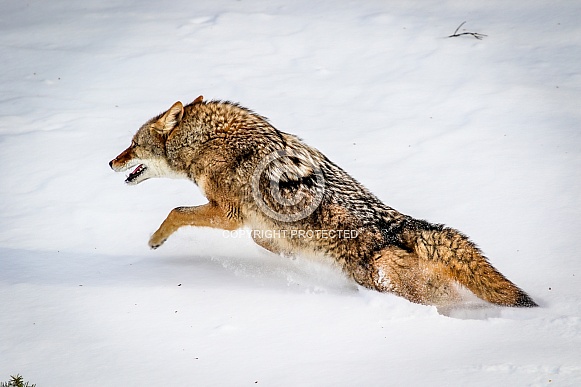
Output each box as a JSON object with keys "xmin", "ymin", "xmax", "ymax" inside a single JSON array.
[
  {"xmin": 110, "ymin": 96, "xmax": 537, "ymax": 308},
  {"xmin": 109, "ymin": 145, "xmax": 155, "ymax": 185}
]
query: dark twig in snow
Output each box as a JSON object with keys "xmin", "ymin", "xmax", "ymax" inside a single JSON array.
[{"xmin": 448, "ymin": 21, "xmax": 487, "ymax": 40}]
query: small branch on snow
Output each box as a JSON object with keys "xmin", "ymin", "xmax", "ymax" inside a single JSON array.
[{"xmin": 448, "ymin": 21, "xmax": 487, "ymax": 40}]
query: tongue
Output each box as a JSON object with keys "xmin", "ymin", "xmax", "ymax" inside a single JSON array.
[{"xmin": 131, "ymin": 165, "xmax": 143, "ymax": 175}]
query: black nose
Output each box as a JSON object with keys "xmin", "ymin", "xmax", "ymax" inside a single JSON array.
[{"xmin": 109, "ymin": 160, "xmax": 114, "ymax": 169}]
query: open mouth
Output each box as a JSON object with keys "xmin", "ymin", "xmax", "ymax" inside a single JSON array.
[{"xmin": 125, "ymin": 164, "xmax": 147, "ymax": 183}]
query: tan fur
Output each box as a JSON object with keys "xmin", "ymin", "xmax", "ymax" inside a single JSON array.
[
  {"xmin": 110, "ymin": 97, "xmax": 537, "ymax": 308},
  {"xmin": 149, "ymin": 203, "xmax": 241, "ymax": 249}
]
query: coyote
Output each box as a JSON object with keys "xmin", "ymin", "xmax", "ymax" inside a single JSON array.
[{"xmin": 110, "ymin": 96, "xmax": 537, "ymax": 307}]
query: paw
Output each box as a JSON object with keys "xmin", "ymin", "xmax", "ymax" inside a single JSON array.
[{"xmin": 148, "ymin": 233, "xmax": 167, "ymax": 250}]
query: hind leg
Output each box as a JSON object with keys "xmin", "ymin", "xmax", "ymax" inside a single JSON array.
[{"xmin": 353, "ymin": 246, "xmax": 460, "ymax": 306}]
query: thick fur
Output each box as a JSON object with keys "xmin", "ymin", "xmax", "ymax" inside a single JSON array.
[{"xmin": 110, "ymin": 97, "xmax": 537, "ymax": 307}]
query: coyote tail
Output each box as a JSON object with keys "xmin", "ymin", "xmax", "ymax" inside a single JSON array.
[{"xmin": 403, "ymin": 222, "xmax": 537, "ymax": 307}]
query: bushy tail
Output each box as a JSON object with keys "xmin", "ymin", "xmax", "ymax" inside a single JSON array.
[{"xmin": 402, "ymin": 222, "xmax": 537, "ymax": 307}]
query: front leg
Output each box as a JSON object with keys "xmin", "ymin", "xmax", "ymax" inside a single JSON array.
[
  {"xmin": 251, "ymin": 231, "xmax": 294, "ymax": 258},
  {"xmin": 149, "ymin": 202, "xmax": 241, "ymax": 249}
]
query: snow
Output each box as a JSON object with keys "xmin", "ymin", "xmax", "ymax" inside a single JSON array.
[{"xmin": 1, "ymin": 0, "xmax": 580, "ymax": 385}]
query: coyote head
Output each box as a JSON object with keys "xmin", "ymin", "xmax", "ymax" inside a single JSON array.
[{"xmin": 109, "ymin": 101, "xmax": 185, "ymax": 185}]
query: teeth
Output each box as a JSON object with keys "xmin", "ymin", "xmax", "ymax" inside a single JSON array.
[
  {"xmin": 131, "ymin": 165, "xmax": 143, "ymax": 175},
  {"xmin": 126, "ymin": 164, "xmax": 146, "ymax": 182}
]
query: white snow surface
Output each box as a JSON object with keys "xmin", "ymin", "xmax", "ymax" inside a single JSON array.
[{"xmin": 1, "ymin": 0, "xmax": 580, "ymax": 385}]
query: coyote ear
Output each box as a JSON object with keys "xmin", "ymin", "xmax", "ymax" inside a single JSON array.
[{"xmin": 153, "ymin": 101, "xmax": 184, "ymax": 135}]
